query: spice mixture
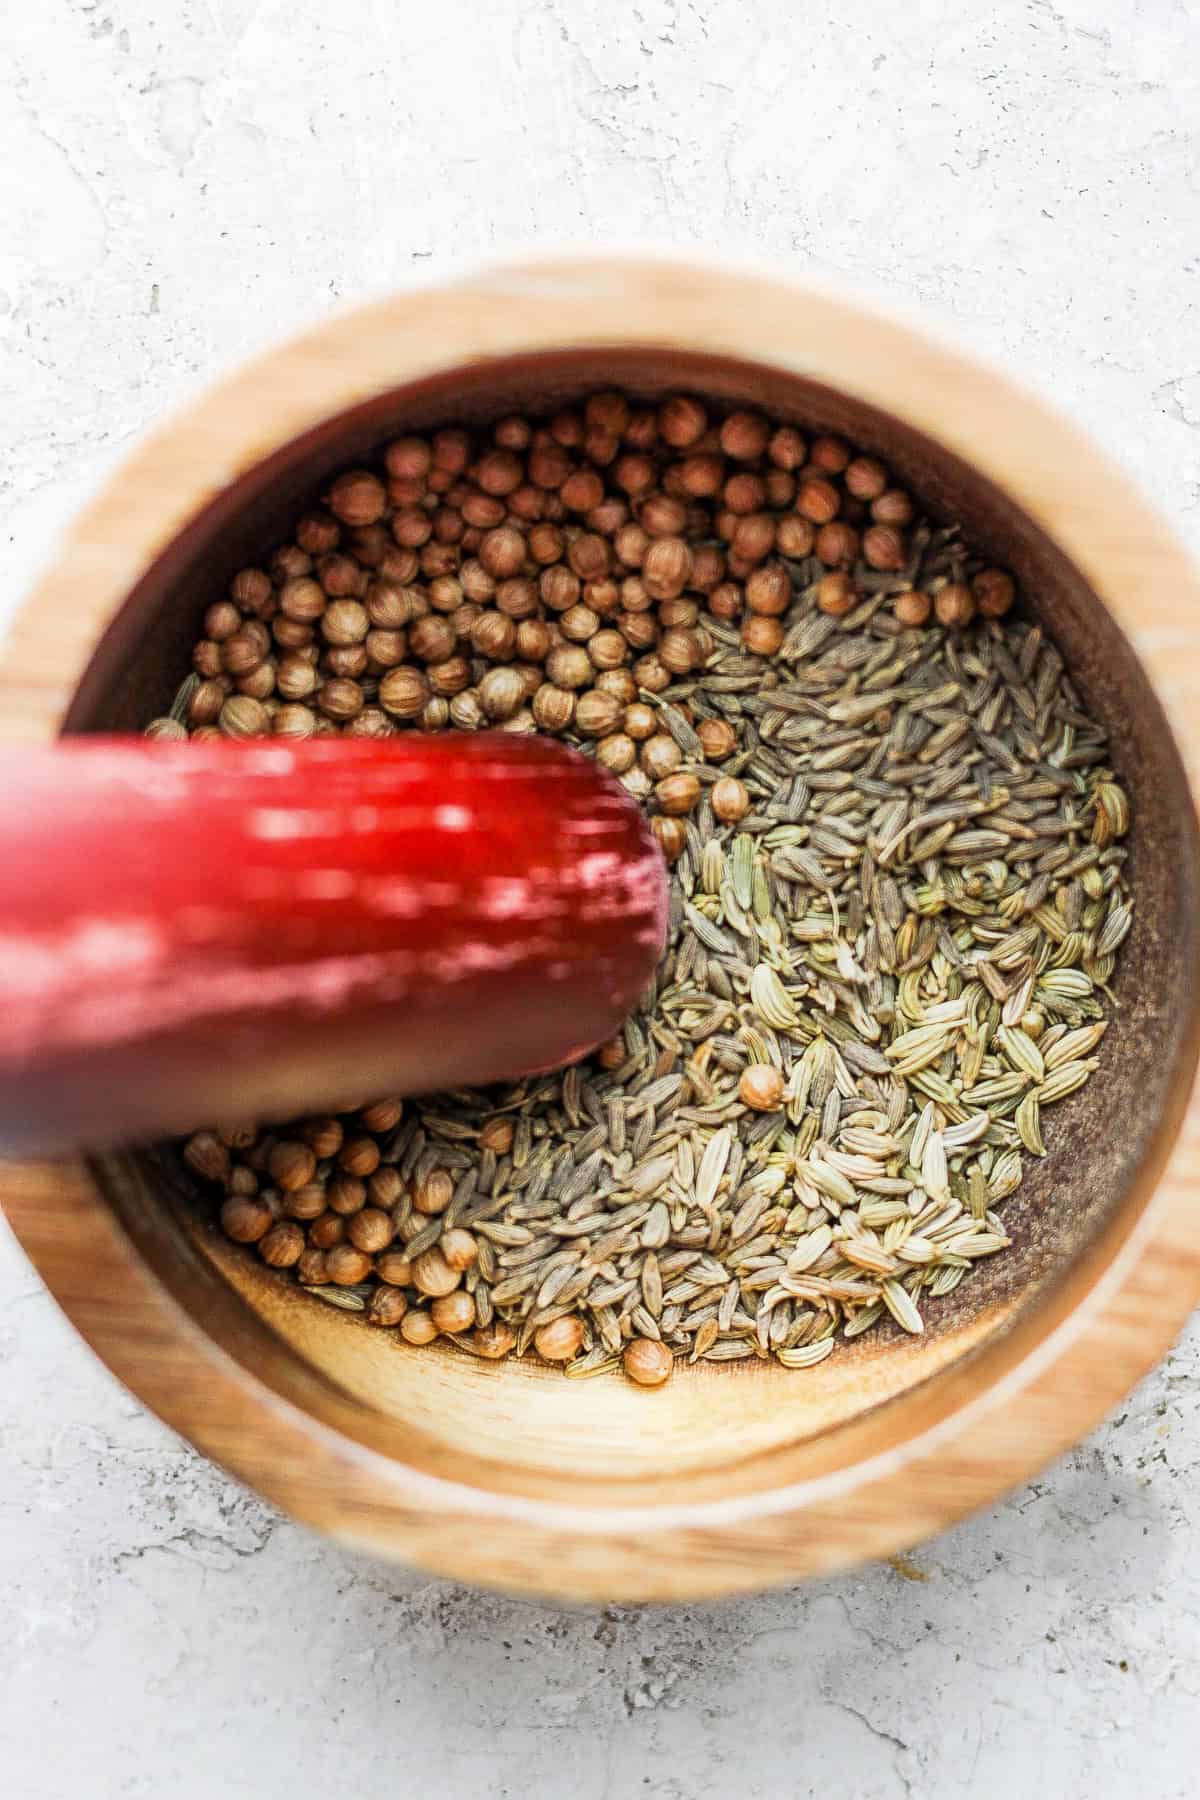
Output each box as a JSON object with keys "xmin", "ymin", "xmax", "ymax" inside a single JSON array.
[{"xmin": 159, "ymin": 391, "xmax": 1133, "ymax": 1386}]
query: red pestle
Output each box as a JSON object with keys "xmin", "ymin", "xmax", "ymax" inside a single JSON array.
[{"xmin": 0, "ymin": 735, "xmax": 668, "ymax": 1156}]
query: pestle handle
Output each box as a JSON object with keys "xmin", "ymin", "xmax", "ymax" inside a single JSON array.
[{"xmin": 0, "ymin": 735, "xmax": 668, "ymax": 1156}]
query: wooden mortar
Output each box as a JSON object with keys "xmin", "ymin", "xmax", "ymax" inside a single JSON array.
[{"xmin": 2, "ymin": 259, "xmax": 1198, "ymax": 1603}]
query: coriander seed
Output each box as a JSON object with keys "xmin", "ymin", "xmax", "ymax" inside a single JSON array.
[
  {"xmin": 401, "ymin": 1310, "xmax": 439, "ymax": 1346},
  {"xmin": 974, "ymin": 568, "xmax": 1015, "ymax": 616},
  {"xmin": 367, "ymin": 1287, "xmax": 409, "ymax": 1327},
  {"xmin": 472, "ymin": 1323, "xmax": 516, "ymax": 1359},
  {"xmin": 655, "ymin": 772, "xmax": 701, "ymax": 816},
  {"xmin": 325, "ymin": 1244, "xmax": 373, "ymax": 1286},
  {"xmin": 623, "ymin": 1338, "xmax": 673, "ymax": 1387},
  {"xmin": 431, "ymin": 1291, "xmax": 476, "ymax": 1334},
  {"xmin": 739, "ymin": 1066, "xmax": 785, "ymax": 1111},
  {"xmin": 535, "ymin": 1316, "xmax": 585, "ymax": 1362},
  {"xmin": 894, "ymin": 590, "xmax": 932, "ymax": 628},
  {"xmin": 711, "ymin": 777, "xmax": 750, "ymax": 823},
  {"xmin": 259, "ymin": 1222, "xmax": 305, "ymax": 1268},
  {"xmin": 934, "ymin": 582, "xmax": 976, "ymax": 628},
  {"xmin": 219, "ymin": 1195, "xmax": 273, "ymax": 1244}
]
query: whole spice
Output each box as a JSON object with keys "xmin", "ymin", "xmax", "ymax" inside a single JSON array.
[
  {"xmin": 623, "ymin": 1339, "xmax": 674, "ymax": 1387},
  {"xmin": 259, "ymin": 1222, "xmax": 305, "ymax": 1268},
  {"xmin": 219, "ymin": 1195, "xmax": 273, "ymax": 1243},
  {"xmin": 739, "ymin": 1066, "xmax": 785, "ymax": 1112},
  {"xmin": 934, "ymin": 582, "xmax": 976, "ymax": 629},
  {"xmin": 711, "ymin": 778, "xmax": 750, "ymax": 824},
  {"xmin": 171, "ymin": 389, "xmax": 1131, "ymax": 1391},
  {"xmin": 431, "ymin": 1291, "xmax": 477, "ymax": 1334},
  {"xmin": 534, "ymin": 1317, "xmax": 585, "ymax": 1362},
  {"xmin": 401, "ymin": 1311, "xmax": 439, "ymax": 1345},
  {"xmin": 368, "ymin": 1287, "xmax": 408, "ymax": 1327}
]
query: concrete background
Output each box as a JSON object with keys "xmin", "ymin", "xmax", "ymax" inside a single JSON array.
[{"xmin": 2, "ymin": 2, "xmax": 1199, "ymax": 1794}]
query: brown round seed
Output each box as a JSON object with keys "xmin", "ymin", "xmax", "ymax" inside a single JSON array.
[
  {"xmin": 655, "ymin": 772, "xmax": 701, "ymax": 816},
  {"xmin": 642, "ymin": 537, "xmax": 693, "ymax": 601},
  {"xmin": 815, "ymin": 522, "xmax": 860, "ymax": 568},
  {"xmin": 268, "ymin": 1140, "xmax": 317, "ymax": 1192},
  {"xmin": 329, "ymin": 470, "xmax": 387, "ymax": 526},
  {"xmin": 712, "ymin": 777, "xmax": 750, "ymax": 823},
  {"xmin": 259, "ymin": 1222, "xmax": 306, "ymax": 1268},
  {"xmin": 532, "ymin": 683, "xmax": 576, "ymax": 732},
  {"xmin": 595, "ymin": 1034, "xmax": 627, "ymax": 1070},
  {"xmin": 297, "ymin": 1249, "xmax": 329, "ymax": 1286},
  {"xmin": 595, "ymin": 732, "xmax": 636, "ymax": 775},
  {"xmin": 184, "ymin": 1131, "xmax": 230, "ymax": 1184},
  {"xmin": 379, "ymin": 666, "xmax": 430, "ymax": 718},
  {"xmin": 339, "ymin": 1136, "xmax": 381, "ymax": 1178},
  {"xmin": 574, "ymin": 690, "xmax": 624, "ymax": 738},
  {"xmin": 894, "ymin": 590, "xmax": 933, "ymax": 628},
  {"xmin": 535, "ymin": 1316, "xmax": 585, "ymax": 1362},
  {"xmin": 658, "ymin": 628, "xmax": 703, "ymax": 675},
  {"xmin": 477, "ymin": 667, "xmax": 528, "ymax": 722},
  {"xmin": 317, "ymin": 678, "xmax": 363, "ymax": 722},
  {"xmin": 741, "ymin": 615, "xmax": 784, "ymax": 657},
  {"xmin": 219, "ymin": 695, "xmax": 270, "ymax": 738},
  {"xmin": 471, "ymin": 610, "xmax": 517, "ymax": 660},
  {"xmin": 640, "ymin": 734, "xmax": 683, "ymax": 781},
  {"xmin": 367, "ymin": 1286, "xmax": 409, "ymax": 1327},
  {"xmin": 974, "ymin": 568, "xmax": 1015, "ymax": 617},
  {"xmin": 472, "ymin": 1322, "xmax": 516, "ymax": 1359},
  {"xmin": 862, "ymin": 524, "xmax": 907, "ymax": 571},
  {"xmin": 327, "ymin": 1175, "xmax": 367, "ymax": 1215},
  {"xmin": 376, "ymin": 1251, "xmax": 414, "ymax": 1286},
  {"xmin": 401, "ymin": 1310, "xmax": 439, "ymax": 1345},
  {"xmin": 844, "ymin": 455, "xmax": 888, "ymax": 500},
  {"xmin": 720, "ymin": 410, "xmax": 769, "ymax": 460},
  {"xmin": 623, "ymin": 1338, "xmax": 674, "ymax": 1387},
  {"xmin": 360, "ymin": 1098, "xmax": 403, "ymax": 1134},
  {"xmin": 745, "ymin": 563, "xmax": 791, "ymax": 616},
  {"xmin": 187, "ymin": 679, "xmax": 226, "ymax": 726},
  {"xmin": 871, "ymin": 488, "xmax": 914, "ymax": 526},
  {"xmin": 348, "ymin": 1208, "xmax": 394, "ymax": 1254},
  {"xmin": 431, "ymin": 1291, "xmax": 476, "ymax": 1334},
  {"xmin": 816, "ymin": 572, "xmax": 856, "ymax": 617},
  {"xmin": 545, "ymin": 645, "xmax": 593, "ymax": 690},
  {"xmin": 776, "ymin": 514, "xmax": 815, "ymax": 559},
  {"xmin": 651, "ymin": 815, "xmax": 687, "ymax": 863},
  {"xmin": 282, "ymin": 1183, "xmax": 327, "ymax": 1222},
  {"xmin": 302, "ymin": 1117, "xmax": 344, "ymax": 1158},
  {"xmin": 440, "ymin": 1229, "xmax": 479, "ymax": 1271},
  {"xmin": 408, "ymin": 614, "xmax": 457, "ymax": 664},
  {"xmin": 414, "ymin": 1170, "xmax": 454, "ymax": 1215},
  {"xmin": 276, "ymin": 652, "xmax": 319, "ymax": 700},
  {"xmin": 220, "ymin": 1195, "xmax": 273, "ymax": 1244},
  {"xmin": 230, "ymin": 568, "xmax": 273, "ymax": 611},
  {"xmin": 935, "ymin": 582, "xmax": 976, "ymax": 628},
  {"xmin": 739, "ymin": 1065, "xmax": 785, "ymax": 1111},
  {"xmin": 325, "ymin": 1244, "xmax": 373, "ymax": 1286},
  {"xmin": 479, "ymin": 1117, "xmax": 515, "ymax": 1154},
  {"xmin": 308, "ymin": 1213, "xmax": 347, "ymax": 1250},
  {"xmin": 411, "ymin": 1247, "xmax": 460, "ymax": 1297},
  {"xmin": 697, "ymin": 718, "xmax": 737, "ymax": 761},
  {"xmin": 796, "ymin": 477, "xmax": 841, "ymax": 525},
  {"xmin": 320, "ymin": 599, "xmax": 369, "ymax": 645}
]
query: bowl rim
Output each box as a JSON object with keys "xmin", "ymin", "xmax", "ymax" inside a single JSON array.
[{"xmin": 2, "ymin": 255, "xmax": 1200, "ymax": 1602}]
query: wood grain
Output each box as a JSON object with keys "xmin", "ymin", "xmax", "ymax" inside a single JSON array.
[{"xmin": 1, "ymin": 258, "xmax": 1199, "ymax": 1602}]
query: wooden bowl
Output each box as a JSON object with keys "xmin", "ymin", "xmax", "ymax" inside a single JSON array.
[{"xmin": 3, "ymin": 259, "xmax": 1199, "ymax": 1603}]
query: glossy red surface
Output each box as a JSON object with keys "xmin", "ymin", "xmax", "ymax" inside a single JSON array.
[{"xmin": 0, "ymin": 735, "xmax": 668, "ymax": 1154}]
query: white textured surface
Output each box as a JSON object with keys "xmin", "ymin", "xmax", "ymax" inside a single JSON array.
[{"xmin": 3, "ymin": 3, "xmax": 1200, "ymax": 1796}]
